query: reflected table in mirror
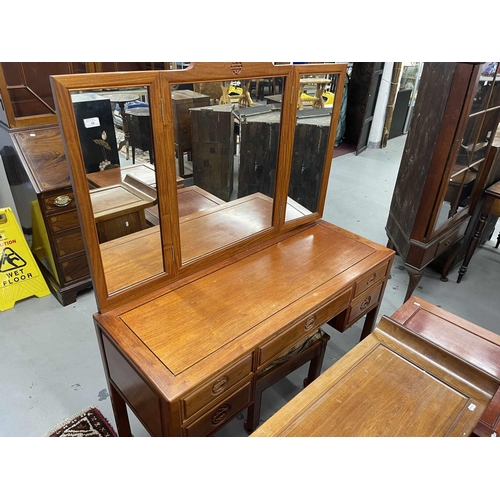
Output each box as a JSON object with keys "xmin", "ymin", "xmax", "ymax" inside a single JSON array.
[
  {"xmin": 251, "ymin": 300, "xmax": 500, "ymax": 437},
  {"xmin": 90, "ymin": 183, "xmax": 156, "ymax": 243},
  {"xmin": 87, "ymin": 163, "xmax": 184, "ymax": 190}
]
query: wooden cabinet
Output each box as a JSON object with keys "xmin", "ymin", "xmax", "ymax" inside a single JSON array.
[
  {"xmin": 171, "ymin": 89, "xmax": 210, "ymax": 176},
  {"xmin": 51, "ymin": 63, "xmax": 395, "ymax": 437},
  {"xmin": 386, "ymin": 62, "xmax": 500, "ymax": 301},
  {"xmin": 0, "ymin": 124, "xmax": 92, "ymax": 305}
]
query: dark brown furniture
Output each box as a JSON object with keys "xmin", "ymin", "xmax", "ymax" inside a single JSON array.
[
  {"xmin": 252, "ymin": 296, "xmax": 500, "ymax": 437},
  {"xmin": 386, "ymin": 62, "xmax": 500, "ymax": 301},
  {"xmin": 0, "ymin": 124, "xmax": 92, "ymax": 305},
  {"xmin": 51, "ymin": 63, "xmax": 395, "ymax": 437},
  {"xmin": 125, "ymin": 107, "xmax": 154, "ymax": 164},
  {"xmin": 344, "ymin": 62, "xmax": 384, "ymax": 155},
  {"xmin": 171, "ymin": 89, "xmax": 210, "ymax": 177},
  {"xmin": 190, "ymin": 104, "xmax": 235, "ymax": 202},
  {"xmin": 457, "ymin": 179, "xmax": 500, "ymax": 282}
]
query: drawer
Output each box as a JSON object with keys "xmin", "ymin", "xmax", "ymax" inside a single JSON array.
[
  {"xmin": 182, "ymin": 354, "xmax": 253, "ymax": 420},
  {"xmin": 43, "ymin": 191, "xmax": 77, "ymax": 214},
  {"xmin": 332, "ymin": 282, "xmax": 384, "ymax": 332},
  {"xmin": 353, "ymin": 261, "xmax": 388, "ymax": 299},
  {"xmin": 183, "ymin": 380, "xmax": 252, "ymax": 436},
  {"xmin": 48, "ymin": 210, "xmax": 80, "ymax": 233},
  {"xmin": 435, "ymin": 228, "xmax": 461, "ymax": 258},
  {"xmin": 258, "ymin": 288, "xmax": 351, "ymax": 368},
  {"xmin": 53, "ymin": 230, "xmax": 85, "ymax": 258},
  {"xmin": 59, "ymin": 253, "xmax": 90, "ymax": 284}
]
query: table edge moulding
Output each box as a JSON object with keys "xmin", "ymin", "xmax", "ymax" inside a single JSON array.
[{"xmin": 50, "ymin": 62, "xmax": 395, "ymax": 436}]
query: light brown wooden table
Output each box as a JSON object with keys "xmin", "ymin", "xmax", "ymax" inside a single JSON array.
[
  {"xmin": 95, "ymin": 215, "xmax": 394, "ymax": 436},
  {"xmin": 251, "ymin": 296, "xmax": 500, "ymax": 437}
]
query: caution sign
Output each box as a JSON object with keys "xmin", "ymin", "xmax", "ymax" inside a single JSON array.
[{"xmin": 0, "ymin": 207, "xmax": 50, "ymax": 311}]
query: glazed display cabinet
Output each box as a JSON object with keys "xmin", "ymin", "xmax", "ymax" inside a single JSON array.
[{"xmin": 386, "ymin": 62, "xmax": 500, "ymax": 301}]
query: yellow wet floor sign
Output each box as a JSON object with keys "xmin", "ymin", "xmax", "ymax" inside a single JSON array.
[{"xmin": 0, "ymin": 207, "xmax": 50, "ymax": 311}]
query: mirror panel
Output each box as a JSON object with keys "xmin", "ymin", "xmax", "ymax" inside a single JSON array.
[
  {"xmin": 70, "ymin": 86, "xmax": 163, "ymax": 293},
  {"xmin": 286, "ymin": 72, "xmax": 338, "ymax": 221},
  {"xmin": 167, "ymin": 78, "xmax": 283, "ymax": 264}
]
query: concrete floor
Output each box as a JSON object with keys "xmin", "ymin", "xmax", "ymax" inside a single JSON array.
[{"xmin": 1, "ymin": 134, "xmax": 499, "ymax": 437}]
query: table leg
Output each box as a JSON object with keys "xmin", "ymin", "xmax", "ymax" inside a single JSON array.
[
  {"xmin": 109, "ymin": 382, "xmax": 132, "ymax": 437},
  {"xmin": 457, "ymin": 215, "xmax": 488, "ymax": 283},
  {"xmin": 359, "ymin": 305, "xmax": 380, "ymax": 341},
  {"xmin": 117, "ymin": 103, "xmax": 130, "ymax": 160}
]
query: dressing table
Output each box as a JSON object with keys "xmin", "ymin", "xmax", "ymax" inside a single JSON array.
[{"xmin": 51, "ymin": 63, "xmax": 394, "ymax": 436}]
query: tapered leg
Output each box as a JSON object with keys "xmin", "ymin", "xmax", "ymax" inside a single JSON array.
[
  {"xmin": 404, "ymin": 266, "xmax": 423, "ymax": 302},
  {"xmin": 109, "ymin": 383, "xmax": 132, "ymax": 437},
  {"xmin": 458, "ymin": 213, "xmax": 488, "ymax": 283},
  {"xmin": 496, "ymin": 231, "xmax": 500, "ymax": 249}
]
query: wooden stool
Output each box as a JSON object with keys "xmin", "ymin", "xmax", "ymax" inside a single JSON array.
[{"xmin": 244, "ymin": 329, "xmax": 330, "ymax": 432}]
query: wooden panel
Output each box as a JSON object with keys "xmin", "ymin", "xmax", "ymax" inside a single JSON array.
[
  {"xmin": 183, "ymin": 381, "xmax": 252, "ymax": 436},
  {"xmin": 258, "ymin": 288, "xmax": 350, "ymax": 367},
  {"xmin": 190, "ymin": 104, "xmax": 234, "ymax": 201},
  {"xmin": 171, "ymin": 90, "xmax": 210, "ymax": 148},
  {"xmin": 120, "ymin": 224, "xmax": 375, "ymax": 375},
  {"xmin": 102, "ymin": 335, "xmax": 163, "ymax": 436},
  {"xmin": 182, "ymin": 354, "xmax": 253, "ymax": 420},
  {"xmin": 252, "ymin": 318, "xmax": 494, "ymax": 437},
  {"xmin": 11, "ymin": 126, "xmax": 71, "ymax": 191}
]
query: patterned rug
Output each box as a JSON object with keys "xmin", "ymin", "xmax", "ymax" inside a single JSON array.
[{"xmin": 44, "ymin": 407, "xmax": 117, "ymax": 437}]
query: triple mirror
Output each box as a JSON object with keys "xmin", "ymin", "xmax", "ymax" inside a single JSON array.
[{"xmin": 51, "ymin": 63, "xmax": 346, "ymax": 311}]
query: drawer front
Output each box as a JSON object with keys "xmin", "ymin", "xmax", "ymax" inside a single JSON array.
[
  {"xmin": 59, "ymin": 254, "xmax": 90, "ymax": 284},
  {"xmin": 435, "ymin": 228, "xmax": 461, "ymax": 257},
  {"xmin": 53, "ymin": 230, "xmax": 85, "ymax": 258},
  {"xmin": 183, "ymin": 381, "xmax": 252, "ymax": 436},
  {"xmin": 346, "ymin": 282, "xmax": 384, "ymax": 326},
  {"xmin": 182, "ymin": 354, "xmax": 253, "ymax": 420},
  {"xmin": 353, "ymin": 261, "xmax": 388, "ymax": 298},
  {"xmin": 48, "ymin": 210, "xmax": 80, "ymax": 233},
  {"xmin": 258, "ymin": 288, "xmax": 351, "ymax": 368},
  {"xmin": 43, "ymin": 191, "xmax": 77, "ymax": 214}
]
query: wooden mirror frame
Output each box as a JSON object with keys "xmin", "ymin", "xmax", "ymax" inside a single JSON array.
[{"xmin": 50, "ymin": 62, "xmax": 346, "ymax": 313}]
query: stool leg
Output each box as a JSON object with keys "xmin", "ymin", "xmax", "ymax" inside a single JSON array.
[
  {"xmin": 496, "ymin": 231, "xmax": 500, "ymax": 249},
  {"xmin": 304, "ymin": 335, "xmax": 328, "ymax": 387}
]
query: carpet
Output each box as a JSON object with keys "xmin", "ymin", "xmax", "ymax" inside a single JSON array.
[{"xmin": 44, "ymin": 407, "xmax": 117, "ymax": 437}]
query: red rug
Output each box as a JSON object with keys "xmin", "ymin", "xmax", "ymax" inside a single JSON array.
[{"xmin": 44, "ymin": 407, "xmax": 117, "ymax": 437}]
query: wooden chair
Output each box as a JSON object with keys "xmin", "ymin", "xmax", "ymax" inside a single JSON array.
[{"xmin": 244, "ymin": 328, "xmax": 330, "ymax": 432}]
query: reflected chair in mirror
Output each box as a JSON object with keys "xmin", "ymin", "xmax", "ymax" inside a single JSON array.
[{"xmin": 125, "ymin": 108, "xmax": 154, "ymax": 164}]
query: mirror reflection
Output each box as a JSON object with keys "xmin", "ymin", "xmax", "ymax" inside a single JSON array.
[
  {"xmin": 70, "ymin": 86, "xmax": 163, "ymax": 293},
  {"xmin": 435, "ymin": 63, "xmax": 500, "ymax": 229},
  {"xmin": 167, "ymin": 78, "xmax": 284, "ymax": 264},
  {"xmin": 286, "ymin": 73, "xmax": 338, "ymax": 221}
]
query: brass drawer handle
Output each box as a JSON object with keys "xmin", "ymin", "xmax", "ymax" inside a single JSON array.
[
  {"xmin": 211, "ymin": 404, "xmax": 230, "ymax": 425},
  {"xmin": 54, "ymin": 195, "xmax": 72, "ymax": 207},
  {"xmin": 360, "ymin": 296, "xmax": 372, "ymax": 312},
  {"xmin": 211, "ymin": 377, "xmax": 228, "ymax": 395}
]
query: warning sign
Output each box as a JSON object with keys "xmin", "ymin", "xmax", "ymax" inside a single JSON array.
[{"xmin": 0, "ymin": 207, "xmax": 50, "ymax": 311}]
